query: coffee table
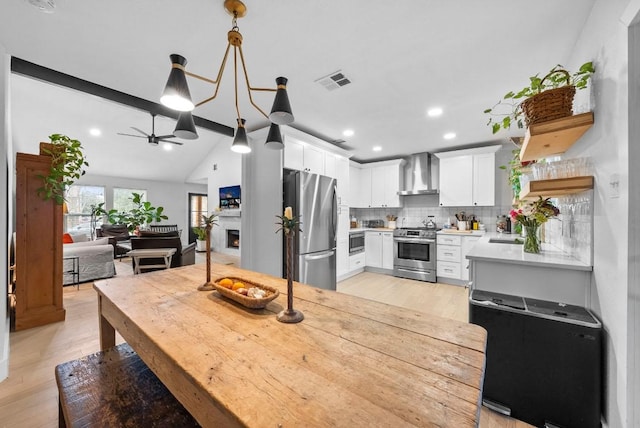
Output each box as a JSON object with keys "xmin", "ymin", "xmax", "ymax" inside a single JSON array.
[{"xmin": 126, "ymin": 248, "xmax": 177, "ymax": 274}]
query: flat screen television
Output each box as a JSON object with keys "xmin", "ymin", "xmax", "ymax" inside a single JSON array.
[{"xmin": 219, "ymin": 185, "xmax": 241, "ymax": 209}]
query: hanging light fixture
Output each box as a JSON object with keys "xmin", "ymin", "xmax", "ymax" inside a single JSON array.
[
  {"xmin": 173, "ymin": 111, "xmax": 199, "ymax": 140},
  {"xmin": 160, "ymin": 0, "xmax": 294, "ymax": 153}
]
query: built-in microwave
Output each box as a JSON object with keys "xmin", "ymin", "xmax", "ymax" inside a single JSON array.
[{"xmin": 349, "ymin": 231, "xmax": 365, "ymax": 254}]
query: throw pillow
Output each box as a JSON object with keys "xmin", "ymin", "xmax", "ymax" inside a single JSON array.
[
  {"xmin": 62, "ymin": 233, "xmax": 74, "ymax": 244},
  {"xmin": 68, "ymin": 237, "xmax": 110, "ymax": 247}
]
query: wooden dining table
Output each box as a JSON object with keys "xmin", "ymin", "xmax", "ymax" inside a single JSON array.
[{"xmin": 94, "ymin": 263, "xmax": 487, "ymax": 427}]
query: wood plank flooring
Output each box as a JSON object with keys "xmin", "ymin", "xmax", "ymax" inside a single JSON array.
[{"xmin": 0, "ymin": 256, "xmax": 531, "ymax": 428}]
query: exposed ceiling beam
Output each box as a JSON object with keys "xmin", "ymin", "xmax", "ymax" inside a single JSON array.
[{"xmin": 10, "ymin": 57, "xmax": 234, "ymax": 137}]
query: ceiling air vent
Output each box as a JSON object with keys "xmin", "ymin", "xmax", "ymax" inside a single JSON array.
[{"xmin": 315, "ymin": 70, "xmax": 352, "ymax": 91}]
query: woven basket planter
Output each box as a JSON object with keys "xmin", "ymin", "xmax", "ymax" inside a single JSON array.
[{"xmin": 520, "ymin": 69, "xmax": 576, "ymax": 126}]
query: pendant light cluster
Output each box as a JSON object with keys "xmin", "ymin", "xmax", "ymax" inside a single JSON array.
[{"xmin": 160, "ymin": 0, "xmax": 294, "ymax": 153}]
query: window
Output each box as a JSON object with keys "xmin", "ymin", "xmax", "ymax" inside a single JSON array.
[
  {"xmin": 65, "ymin": 185, "xmax": 105, "ymax": 235},
  {"xmin": 113, "ymin": 188, "xmax": 146, "ymax": 213}
]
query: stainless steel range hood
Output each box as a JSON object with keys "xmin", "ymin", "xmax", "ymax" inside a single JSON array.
[{"xmin": 397, "ymin": 152, "xmax": 439, "ymax": 195}]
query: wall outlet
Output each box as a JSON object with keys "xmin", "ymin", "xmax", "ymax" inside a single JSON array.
[{"xmin": 609, "ymin": 173, "xmax": 620, "ymax": 198}]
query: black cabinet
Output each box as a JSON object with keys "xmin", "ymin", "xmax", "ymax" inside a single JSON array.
[{"xmin": 470, "ymin": 290, "xmax": 602, "ymax": 428}]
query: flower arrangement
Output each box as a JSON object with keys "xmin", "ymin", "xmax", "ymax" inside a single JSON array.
[
  {"xmin": 510, "ymin": 197, "xmax": 560, "ymax": 227},
  {"xmin": 510, "ymin": 197, "xmax": 560, "ymax": 253}
]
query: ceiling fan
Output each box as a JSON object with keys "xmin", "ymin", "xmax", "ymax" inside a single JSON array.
[{"xmin": 117, "ymin": 113, "xmax": 183, "ymax": 146}]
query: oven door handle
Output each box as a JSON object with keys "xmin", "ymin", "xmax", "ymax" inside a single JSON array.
[{"xmin": 393, "ymin": 238, "xmax": 436, "ymax": 244}]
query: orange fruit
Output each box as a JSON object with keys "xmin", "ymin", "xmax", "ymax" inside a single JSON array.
[
  {"xmin": 232, "ymin": 281, "xmax": 245, "ymax": 291},
  {"xmin": 219, "ymin": 278, "xmax": 233, "ymax": 288}
]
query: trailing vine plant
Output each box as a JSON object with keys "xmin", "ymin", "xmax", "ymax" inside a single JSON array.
[{"xmin": 37, "ymin": 134, "xmax": 89, "ymax": 205}]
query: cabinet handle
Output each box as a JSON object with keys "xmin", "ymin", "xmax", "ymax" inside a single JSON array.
[
  {"xmin": 474, "ymin": 202, "xmax": 477, "ymax": 205},
  {"xmin": 440, "ymin": 203, "xmax": 443, "ymax": 206}
]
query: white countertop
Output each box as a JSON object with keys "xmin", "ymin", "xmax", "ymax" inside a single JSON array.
[
  {"xmin": 437, "ymin": 229, "xmax": 486, "ymax": 237},
  {"xmin": 349, "ymin": 227, "xmax": 395, "ymax": 233},
  {"xmin": 466, "ymin": 233, "xmax": 592, "ymax": 271}
]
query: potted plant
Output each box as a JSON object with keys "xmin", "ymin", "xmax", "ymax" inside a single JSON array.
[
  {"xmin": 104, "ymin": 192, "xmax": 168, "ymax": 233},
  {"xmin": 485, "ymin": 61, "xmax": 595, "ymax": 134},
  {"xmin": 37, "ymin": 134, "xmax": 89, "ymax": 205},
  {"xmin": 192, "ymin": 226, "xmax": 208, "ymax": 252}
]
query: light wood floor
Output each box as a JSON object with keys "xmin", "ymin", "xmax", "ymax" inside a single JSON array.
[{"xmin": 0, "ymin": 257, "xmax": 531, "ymax": 428}]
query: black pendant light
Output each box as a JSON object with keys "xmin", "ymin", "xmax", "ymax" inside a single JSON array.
[
  {"xmin": 231, "ymin": 118, "xmax": 251, "ymax": 153},
  {"xmin": 264, "ymin": 123, "xmax": 283, "ymax": 149},
  {"xmin": 160, "ymin": 54, "xmax": 195, "ymax": 112},
  {"xmin": 173, "ymin": 111, "xmax": 199, "ymax": 140},
  {"xmin": 269, "ymin": 77, "xmax": 294, "ymax": 125}
]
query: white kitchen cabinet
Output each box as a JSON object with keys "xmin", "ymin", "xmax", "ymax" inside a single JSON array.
[
  {"xmin": 282, "ymin": 127, "xmax": 351, "ymax": 177},
  {"xmin": 284, "ymin": 138, "xmax": 324, "ymax": 174},
  {"xmin": 461, "ymin": 236, "xmax": 481, "ymax": 281},
  {"xmin": 436, "ymin": 233, "xmax": 482, "ymax": 284},
  {"xmin": 349, "ymin": 252, "xmax": 365, "ymax": 272},
  {"xmin": 335, "ymin": 156, "xmax": 350, "ymax": 206},
  {"xmin": 350, "ymin": 160, "xmax": 403, "ymax": 208},
  {"xmin": 337, "ymin": 238, "xmax": 349, "ymax": 278},
  {"xmin": 365, "ymin": 230, "xmax": 394, "ymax": 270},
  {"xmin": 435, "ymin": 145, "xmax": 500, "ymax": 207},
  {"xmin": 284, "ymin": 138, "xmax": 304, "ymax": 171},
  {"xmin": 438, "ymin": 156, "xmax": 473, "ymax": 207}
]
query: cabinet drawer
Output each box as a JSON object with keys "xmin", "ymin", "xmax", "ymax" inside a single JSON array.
[
  {"xmin": 437, "ymin": 245, "xmax": 461, "ymax": 262},
  {"xmin": 437, "ymin": 261, "xmax": 461, "ymax": 279},
  {"xmin": 437, "ymin": 235, "xmax": 462, "ymax": 246},
  {"xmin": 349, "ymin": 253, "xmax": 366, "ymax": 271}
]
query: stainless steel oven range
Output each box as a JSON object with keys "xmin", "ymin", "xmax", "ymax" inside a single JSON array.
[{"xmin": 393, "ymin": 228, "xmax": 436, "ymax": 282}]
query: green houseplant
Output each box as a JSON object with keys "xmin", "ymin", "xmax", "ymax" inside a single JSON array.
[
  {"xmin": 37, "ymin": 134, "xmax": 89, "ymax": 205},
  {"xmin": 104, "ymin": 192, "xmax": 168, "ymax": 233},
  {"xmin": 485, "ymin": 61, "xmax": 595, "ymax": 134}
]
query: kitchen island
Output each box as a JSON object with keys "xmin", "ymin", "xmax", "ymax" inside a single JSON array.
[
  {"xmin": 95, "ymin": 263, "xmax": 487, "ymax": 427},
  {"xmin": 467, "ymin": 234, "xmax": 593, "ymax": 306}
]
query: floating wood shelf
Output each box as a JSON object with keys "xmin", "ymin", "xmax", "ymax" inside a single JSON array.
[
  {"xmin": 519, "ymin": 176, "xmax": 594, "ymax": 200},
  {"xmin": 519, "ymin": 112, "xmax": 594, "ymax": 162}
]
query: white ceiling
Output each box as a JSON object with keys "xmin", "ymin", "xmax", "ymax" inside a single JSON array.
[{"xmin": 0, "ymin": 0, "xmax": 596, "ymax": 182}]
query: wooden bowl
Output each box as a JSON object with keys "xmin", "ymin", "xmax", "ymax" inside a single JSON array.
[{"xmin": 213, "ymin": 277, "xmax": 279, "ymax": 309}]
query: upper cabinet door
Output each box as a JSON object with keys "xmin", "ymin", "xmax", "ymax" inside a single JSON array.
[
  {"xmin": 472, "ymin": 153, "xmax": 495, "ymax": 206},
  {"xmin": 439, "ymin": 156, "xmax": 473, "ymax": 207},
  {"xmin": 335, "ymin": 156, "xmax": 349, "ymax": 206},
  {"xmin": 324, "ymin": 153, "xmax": 337, "ymax": 178},
  {"xmin": 284, "ymin": 139, "xmax": 304, "ymax": 171},
  {"xmin": 383, "ymin": 164, "xmax": 402, "ymax": 208},
  {"xmin": 303, "ymin": 145, "xmax": 325, "ymax": 175},
  {"xmin": 370, "ymin": 168, "xmax": 386, "ymax": 207}
]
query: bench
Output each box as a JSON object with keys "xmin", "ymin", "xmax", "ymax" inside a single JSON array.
[{"xmin": 55, "ymin": 343, "xmax": 200, "ymax": 427}]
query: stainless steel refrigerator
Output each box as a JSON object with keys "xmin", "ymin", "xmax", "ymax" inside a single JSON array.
[{"xmin": 283, "ymin": 170, "xmax": 337, "ymax": 291}]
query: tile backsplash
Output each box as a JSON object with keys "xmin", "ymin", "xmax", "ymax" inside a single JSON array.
[{"xmin": 350, "ymin": 190, "xmax": 593, "ymax": 265}]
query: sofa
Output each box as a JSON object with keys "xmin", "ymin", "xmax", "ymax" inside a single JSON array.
[
  {"xmin": 129, "ymin": 230, "xmax": 196, "ymax": 272},
  {"xmin": 63, "ymin": 235, "xmax": 116, "ymax": 285}
]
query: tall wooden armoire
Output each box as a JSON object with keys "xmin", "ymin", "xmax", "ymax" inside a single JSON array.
[{"xmin": 14, "ymin": 147, "xmax": 65, "ymax": 330}]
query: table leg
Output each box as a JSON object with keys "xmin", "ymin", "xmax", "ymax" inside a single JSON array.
[{"xmin": 98, "ymin": 295, "xmax": 116, "ymax": 351}]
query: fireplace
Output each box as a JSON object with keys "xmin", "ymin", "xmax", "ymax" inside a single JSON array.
[{"xmin": 226, "ymin": 229, "xmax": 240, "ymax": 249}]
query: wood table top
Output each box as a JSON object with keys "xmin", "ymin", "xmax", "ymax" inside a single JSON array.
[{"xmin": 94, "ymin": 263, "xmax": 487, "ymax": 427}]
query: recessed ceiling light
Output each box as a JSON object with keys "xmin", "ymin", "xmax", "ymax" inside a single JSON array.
[
  {"xmin": 343, "ymin": 129, "xmax": 354, "ymax": 137},
  {"xmin": 89, "ymin": 128, "xmax": 101, "ymax": 137},
  {"xmin": 163, "ymin": 143, "xmax": 173, "ymax": 151},
  {"xmin": 427, "ymin": 107, "xmax": 443, "ymax": 117},
  {"xmin": 372, "ymin": 146, "xmax": 382, "ymax": 152},
  {"xmin": 443, "ymin": 132, "xmax": 456, "ymax": 140}
]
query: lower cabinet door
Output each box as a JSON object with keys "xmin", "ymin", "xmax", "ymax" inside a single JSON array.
[{"xmin": 437, "ymin": 261, "xmax": 461, "ymax": 279}]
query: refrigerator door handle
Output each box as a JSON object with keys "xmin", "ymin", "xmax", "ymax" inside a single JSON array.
[
  {"xmin": 304, "ymin": 250, "xmax": 335, "ymax": 261},
  {"xmin": 331, "ymin": 185, "xmax": 338, "ymax": 241}
]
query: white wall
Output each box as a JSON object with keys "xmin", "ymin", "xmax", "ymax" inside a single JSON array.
[
  {"xmin": 75, "ymin": 174, "xmax": 206, "ymax": 242},
  {"xmin": 240, "ymin": 127, "xmax": 283, "ymax": 276},
  {"xmin": 204, "ymin": 136, "xmax": 241, "ymax": 254},
  {"xmin": 567, "ymin": 1, "xmax": 633, "ymax": 426},
  {"xmin": 0, "ymin": 46, "xmax": 11, "ymax": 382}
]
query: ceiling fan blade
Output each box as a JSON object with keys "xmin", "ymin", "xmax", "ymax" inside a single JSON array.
[
  {"xmin": 117, "ymin": 133, "xmax": 147, "ymax": 138},
  {"xmin": 130, "ymin": 127, "xmax": 150, "ymax": 136},
  {"xmin": 156, "ymin": 134, "xmax": 176, "ymax": 140},
  {"xmin": 160, "ymin": 139, "xmax": 184, "ymax": 146}
]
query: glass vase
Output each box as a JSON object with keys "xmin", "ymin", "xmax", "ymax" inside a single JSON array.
[{"xmin": 523, "ymin": 224, "xmax": 541, "ymax": 254}]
